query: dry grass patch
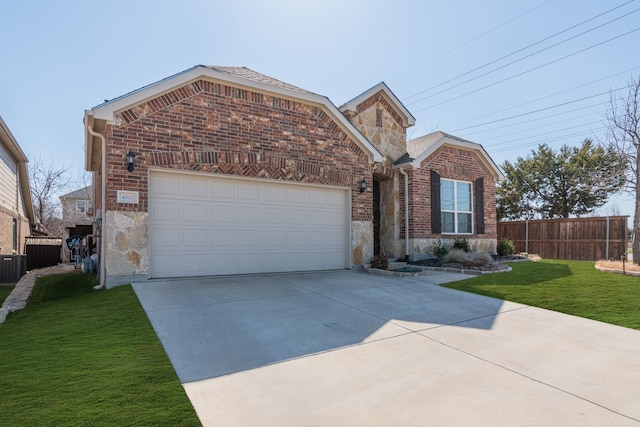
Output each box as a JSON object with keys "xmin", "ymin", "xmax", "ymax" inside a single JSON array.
[{"xmin": 595, "ymin": 259, "xmax": 640, "ymax": 274}]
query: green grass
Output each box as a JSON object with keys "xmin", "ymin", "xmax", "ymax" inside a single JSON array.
[
  {"xmin": 0, "ymin": 284, "xmax": 14, "ymax": 305},
  {"xmin": 0, "ymin": 273, "xmax": 201, "ymax": 426},
  {"xmin": 443, "ymin": 259, "xmax": 640, "ymax": 329}
]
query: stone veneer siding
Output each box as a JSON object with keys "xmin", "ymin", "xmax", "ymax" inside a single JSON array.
[
  {"xmin": 343, "ymin": 91, "xmax": 407, "ymax": 260},
  {"xmin": 343, "ymin": 92, "xmax": 407, "ymax": 166},
  {"xmin": 399, "ymin": 145, "xmax": 498, "ymax": 254},
  {"xmin": 100, "ymin": 79, "xmax": 374, "ymax": 283}
]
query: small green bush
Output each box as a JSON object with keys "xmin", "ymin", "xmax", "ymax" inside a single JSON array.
[
  {"xmin": 497, "ymin": 238, "xmax": 516, "ymax": 256},
  {"xmin": 370, "ymin": 255, "xmax": 389, "ymax": 269},
  {"xmin": 453, "ymin": 238, "xmax": 470, "ymax": 252},
  {"xmin": 431, "ymin": 239, "xmax": 451, "ymax": 259}
]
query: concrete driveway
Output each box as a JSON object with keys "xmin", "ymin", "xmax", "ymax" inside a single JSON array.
[{"xmin": 133, "ymin": 271, "xmax": 640, "ymax": 426}]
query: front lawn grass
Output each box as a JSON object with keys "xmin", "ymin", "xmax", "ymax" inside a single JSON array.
[
  {"xmin": 443, "ymin": 259, "xmax": 640, "ymax": 330},
  {"xmin": 0, "ymin": 273, "xmax": 200, "ymax": 426},
  {"xmin": 0, "ymin": 284, "xmax": 14, "ymax": 305}
]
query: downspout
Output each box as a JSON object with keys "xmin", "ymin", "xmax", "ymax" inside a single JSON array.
[
  {"xmin": 87, "ymin": 125, "xmax": 106, "ymax": 290},
  {"xmin": 398, "ymin": 168, "xmax": 410, "ymax": 258}
]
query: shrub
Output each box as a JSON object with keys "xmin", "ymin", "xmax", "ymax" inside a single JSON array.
[
  {"xmin": 444, "ymin": 248, "xmax": 469, "ymax": 264},
  {"xmin": 463, "ymin": 251, "xmax": 494, "ymax": 268},
  {"xmin": 370, "ymin": 255, "xmax": 389, "ymax": 269},
  {"xmin": 431, "ymin": 239, "xmax": 451, "ymax": 260},
  {"xmin": 453, "ymin": 238, "xmax": 470, "ymax": 252},
  {"xmin": 497, "ymin": 238, "xmax": 516, "ymax": 256}
]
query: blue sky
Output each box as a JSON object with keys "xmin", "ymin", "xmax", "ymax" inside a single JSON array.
[{"xmin": 1, "ymin": 0, "xmax": 638, "ymax": 216}]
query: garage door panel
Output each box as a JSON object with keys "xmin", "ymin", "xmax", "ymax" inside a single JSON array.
[
  {"xmin": 212, "ymin": 181, "xmax": 236, "ymax": 199},
  {"xmin": 153, "ymin": 201, "xmax": 181, "ymax": 221},
  {"xmin": 183, "ymin": 253, "xmax": 210, "ymax": 273},
  {"xmin": 238, "ymin": 207, "xmax": 260, "ymax": 224},
  {"xmin": 183, "ymin": 177, "xmax": 208, "ymax": 198},
  {"xmin": 264, "ymin": 207, "xmax": 286, "ymax": 224},
  {"xmin": 265, "ymin": 230, "xmax": 286, "ymax": 247},
  {"xmin": 237, "ymin": 230, "xmax": 259, "ymax": 246},
  {"xmin": 309, "ymin": 230, "xmax": 343, "ymax": 246},
  {"xmin": 212, "ymin": 229, "xmax": 236, "ymax": 247},
  {"xmin": 265, "ymin": 186, "xmax": 285, "ymax": 202},
  {"xmin": 212, "ymin": 205, "xmax": 235, "ymax": 222},
  {"xmin": 183, "ymin": 229, "xmax": 209, "ymax": 247},
  {"xmin": 238, "ymin": 183, "xmax": 259, "ymax": 200},
  {"xmin": 152, "ymin": 175, "xmax": 181, "ymax": 196},
  {"xmin": 308, "ymin": 189, "xmax": 327, "ymax": 205},
  {"xmin": 150, "ymin": 172, "xmax": 348, "ymax": 278},
  {"xmin": 183, "ymin": 203, "xmax": 208, "ymax": 223},
  {"xmin": 152, "ymin": 228, "xmax": 182, "ymax": 247},
  {"xmin": 308, "ymin": 210, "xmax": 327, "ymax": 225},
  {"xmin": 151, "ymin": 254, "xmax": 183, "ymax": 276},
  {"xmin": 287, "ymin": 209, "xmax": 306, "ymax": 225},
  {"xmin": 287, "ymin": 188, "xmax": 306, "ymax": 203}
]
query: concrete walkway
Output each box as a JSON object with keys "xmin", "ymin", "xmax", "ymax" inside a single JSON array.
[
  {"xmin": 0, "ymin": 264, "xmax": 75, "ymax": 323},
  {"xmin": 134, "ymin": 271, "xmax": 640, "ymax": 426}
]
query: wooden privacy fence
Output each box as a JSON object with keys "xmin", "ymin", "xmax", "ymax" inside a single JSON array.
[{"xmin": 498, "ymin": 216, "xmax": 628, "ymax": 261}]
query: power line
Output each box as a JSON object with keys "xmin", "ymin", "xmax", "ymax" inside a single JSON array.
[
  {"xmin": 452, "ymin": 84, "xmax": 630, "ymax": 132},
  {"xmin": 437, "ymin": 0, "xmax": 554, "ymax": 58},
  {"xmin": 483, "ymin": 121, "xmax": 603, "ymax": 147},
  {"xmin": 403, "ymin": 0, "xmax": 636, "ymax": 102},
  {"xmin": 490, "ymin": 128, "xmax": 606, "ymax": 153},
  {"xmin": 454, "ymin": 65, "xmax": 640, "ymax": 127},
  {"xmin": 463, "ymin": 110, "xmax": 598, "ymax": 137},
  {"xmin": 407, "ymin": 6, "xmax": 640, "ymax": 106},
  {"xmin": 415, "ymin": 28, "xmax": 640, "ymax": 113}
]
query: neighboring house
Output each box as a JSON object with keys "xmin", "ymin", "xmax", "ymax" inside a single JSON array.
[
  {"xmin": 59, "ymin": 185, "xmax": 93, "ymax": 262},
  {"xmin": 0, "ymin": 116, "xmax": 35, "ymax": 254},
  {"xmin": 84, "ymin": 65, "xmax": 503, "ymax": 288}
]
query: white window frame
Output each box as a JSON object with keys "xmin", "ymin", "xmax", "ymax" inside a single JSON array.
[
  {"xmin": 441, "ymin": 178, "xmax": 473, "ymax": 234},
  {"xmin": 76, "ymin": 200, "xmax": 89, "ymax": 214}
]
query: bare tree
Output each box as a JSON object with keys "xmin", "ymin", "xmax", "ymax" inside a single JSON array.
[
  {"xmin": 605, "ymin": 76, "xmax": 640, "ymax": 263},
  {"xmin": 29, "ymin": 157, "xmax": 72, "ymax": 237}
]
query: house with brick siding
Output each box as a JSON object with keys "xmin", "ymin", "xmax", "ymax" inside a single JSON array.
[
  {"xmin": 59, "ymin": 185, "xmax": 93, "ymax": 262},
  {"xmin": 84, "ymin": 65, "xmax": 503, "ymax": 287},
  {"xmin": 0, "ymin": 116, "xmax": 35, "ymax": 255}
]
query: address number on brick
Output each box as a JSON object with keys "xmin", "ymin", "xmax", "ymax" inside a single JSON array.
[{"xmin": 117, "ymin": 190, "xmax": 139, "ymax": 204}]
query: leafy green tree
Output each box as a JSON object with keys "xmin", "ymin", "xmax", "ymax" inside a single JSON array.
[{"xmin": 497, "ymin": 139, "xmax": 626, "ymax": 220}]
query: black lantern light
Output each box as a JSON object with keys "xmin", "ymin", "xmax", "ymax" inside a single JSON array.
[
  {"xmin": 359, "ymin": 178, "xmax": 367, "ymax": 193},
  {"xmin": 126, "ymin": 151, "xmax": 135, "ymax": 172}
]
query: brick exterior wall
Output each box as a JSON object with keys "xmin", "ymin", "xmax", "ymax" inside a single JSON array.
[
  {"xmin": 401, "ymin": 145, "xmax": 497, "ymax": 240},
  {"xmin": 102, "ymin": 79, "xmax": 373, "ymax": 221}
]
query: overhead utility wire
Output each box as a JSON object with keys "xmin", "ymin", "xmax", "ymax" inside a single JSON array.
[
  {"xmin": 463, "ymin": 110, "xmax": 598, "ymax": 137},
  {"xmin": 491, "ymin": 128, "xmax": 606, "ymax": 153},
  {"xmin": 404, "ymin": 0, "xmax": 636, "ymax": 102},
  {"xmin": 483, "ymin": 121, "xmax": 604, "ymax": 147},
  {"xmin": 408, "ymin": 7, "xmax": 640, "ymax": 106},
  {"xmin": 415, "ymin": 27, "xmax": 640, "ymax": 114},
  {"xmin": 439, "ymin": 0, "xmax": 553, "ymax": 58},
  {"xmin": 452, "ymin": 85, "xmax": 630, "ymax": 132},
  {"xmin": 455, "ymin": 65, "xmax": 640, "ymax": 126}
]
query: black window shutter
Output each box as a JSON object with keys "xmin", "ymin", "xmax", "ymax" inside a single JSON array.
[
  {"xmin": 475, "ymin": 177, "xmax": 485, "ymax": 234},
  {"xmin": 430, "ymin": 170, "xmax": 441, "ymax": 234}
]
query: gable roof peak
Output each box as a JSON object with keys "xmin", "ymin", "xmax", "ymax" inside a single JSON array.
[
  {"xmin": 339, "ymin": 82, "xmax": 416, "ymax": 127},
  {"xmin": 202, "ymin": 65, "xmax": 316, "ymax": 95}
]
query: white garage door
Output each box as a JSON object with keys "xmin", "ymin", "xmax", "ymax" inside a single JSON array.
[{"xmin": 149, "ymin": 171, "xmax": 350, "ymax": 278}]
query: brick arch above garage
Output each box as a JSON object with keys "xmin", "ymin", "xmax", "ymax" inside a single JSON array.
[{"xmin": 103, "ymin": 80, "xmax": 373, "ymax": 220}]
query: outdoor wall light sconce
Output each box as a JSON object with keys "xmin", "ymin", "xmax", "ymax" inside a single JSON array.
[
  {"xmin": 359, "ymin": 178, "xmax": 367, "ymax": 193},
  {"xmin": 126, "ymin": 151, "xmax": 136, "ymax": 172}
]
